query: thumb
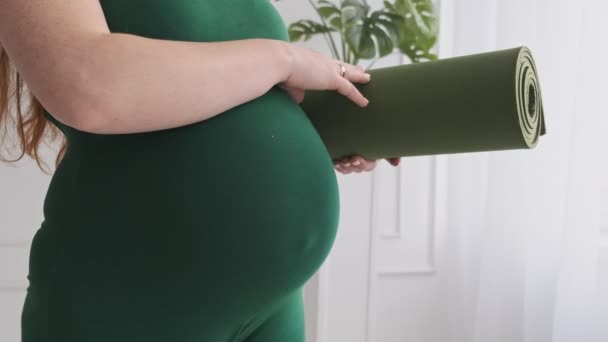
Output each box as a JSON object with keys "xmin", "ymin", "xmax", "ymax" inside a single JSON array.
[{"xmin": 280, "ymin": 86, "xmax": 305, "ymax": 104}]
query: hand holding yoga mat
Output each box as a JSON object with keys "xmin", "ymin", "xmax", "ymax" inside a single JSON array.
[{"xmin": 300, "ymin": 47, "xmax": 547, "ymax": 160}]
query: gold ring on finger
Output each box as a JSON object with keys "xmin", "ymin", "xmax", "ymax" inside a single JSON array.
[{"xmin": 338, "ymin": 62, "xmax": 346, "ymax": 78}]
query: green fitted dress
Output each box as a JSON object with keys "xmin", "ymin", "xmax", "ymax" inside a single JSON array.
[{"xmin": 21, "ymin": 1, "xmax": 340, "ymax": 341}]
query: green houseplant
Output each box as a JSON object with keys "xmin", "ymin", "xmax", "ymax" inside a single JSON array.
[{"xmin": 287, "ymin": 0, "xmax": 439, "ymax": 68}]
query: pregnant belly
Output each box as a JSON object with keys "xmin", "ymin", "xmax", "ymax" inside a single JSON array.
[{"xmin": 41, "ymin": 87, "xmax": 339, "ymax": 305}]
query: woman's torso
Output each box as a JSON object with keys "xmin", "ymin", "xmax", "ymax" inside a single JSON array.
[{"xmin": 38, "ymin": 0, "xmax": 340, "ymax": 299}]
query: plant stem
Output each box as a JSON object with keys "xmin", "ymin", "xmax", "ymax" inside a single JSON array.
[
  {"xmin": 341, "ymin": 36, "xmax": 346, "ymax": 63},
  {"xmin": 352, "ymin": 51, "xmax": 359, "ymax": 65},
  {"xmin": 308, "ymin": 0, "xmax": 341, "ymax": 59},
  {"xmin": 340, "ymin": 0, "xmax": 346, "ymax": 62},
  {"xmin": 344, "ymin": 45, "xmax": 349, "ymax": 64}
]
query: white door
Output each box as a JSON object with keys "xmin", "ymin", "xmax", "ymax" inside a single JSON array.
[{"xmin": 309, "ymin": 154, "xmax": 448, "ymax": 342}]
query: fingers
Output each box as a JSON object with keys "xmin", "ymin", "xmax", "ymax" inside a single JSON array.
[
  {"xmin": 287, "ymin": 87, "xmax": 305, "ymax": 104},
  {"xmin": 335, "ymin": 77, "xmax": 369, "ymax": 107},
  {"xmin": 333, "ymin": 61, "xmax": 370, "ymax": 107},
  {"xmin": 333, "ymin": 156, "xmax": 402, "ymax": 174},
  {"xmin": 343, "ymin": 63, "xmax": 371, "ymax": 84},
  {"xmin": 277, "ymin": 84, "xmax": 305, "ymax": 104},
  {"xmin": 334, "ymin": 155, "xmax": 377, "ymax": 174},
  {"xmin": 386, "ymin": 157, "xmax": 401, "ymax": 166}
]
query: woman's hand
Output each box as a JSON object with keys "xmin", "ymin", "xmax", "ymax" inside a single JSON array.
[
  {"xmin": 277, "ymin": 43, "xmax": 394, "ymax": 174},
  {"xmin": 333, "ymin": 156, "xmax": 401, "ymax": 174},
  {"xmin": 278, "ymin": 43, "xmax": 371, "ymax": 107}
]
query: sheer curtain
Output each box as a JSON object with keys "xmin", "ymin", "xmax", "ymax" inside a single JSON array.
[{"xmin": 437, "ymin": 0, "xmax": 608, "ymax": 341}]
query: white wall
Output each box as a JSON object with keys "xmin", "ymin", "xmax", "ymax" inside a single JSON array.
[{"xmin": 0, "ymin": 148, "xmax": 53, "ymax": 341}]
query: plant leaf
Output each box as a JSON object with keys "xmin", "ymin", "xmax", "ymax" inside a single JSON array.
[
  {"xmin": 341, "ymin": 1, "xmax": 368, "ymax": 28},
  {"xmin": 318, "ymin": 6, "xmax": 340, "ymax": 19},
  {"xmin": 317, "ymin": 0, "xmax": 342, "ymax": 29},
  {"xmin": 341, "ymin": 2, "xmax": 405, "ymax": 60},
  {"xmin": 288, "ymin": 20, "xmax": 336, "ymax": 42},
  {"xmin": 329, "ymin": 16, "xmax": 342, "ymax": 30},
  {"xmin": 369, "ymin": 26, "xmax": 393, "ymax": 57},
  {"xmin": 385, "ymin": 0, "xmax": 439, "ymax": 62},
  {"xmin": 350, "ymin": 25, "xmax": 376, "ymax": 59},
  {"xmin": 341, "ymin": 0, "xmax": 371, "ymax": 59},
  {"xmin": 288, "ymin": 0, "xmax": 437, "ymax": 64},
  {"xmin": 396, "ymin": 0, "xmax": 438, "ymax": 38}
]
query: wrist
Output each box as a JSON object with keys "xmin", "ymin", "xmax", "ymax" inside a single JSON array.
[{"xmin": 268, "ymin": 39, "xmax": 294, "ymax": 84}]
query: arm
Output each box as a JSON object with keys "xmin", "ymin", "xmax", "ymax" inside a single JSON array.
[{"xmin": 0, "ymin": 0, "xmax": 291, "ymax": 134}]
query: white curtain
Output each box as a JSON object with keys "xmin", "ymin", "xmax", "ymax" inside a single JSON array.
[{"xmin": 438, "ymin": 0, "xmax": 608, "ymax": 341}]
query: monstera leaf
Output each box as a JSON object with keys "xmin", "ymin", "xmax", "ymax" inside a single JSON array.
[
  {"xmin": 288, "ymin": 19, "xmax": 336, "ymax": 42},
  {"xmin": 385, "ymin": 0, "xmax": 438, "ymax": 62},
  {"xmin": 316, "ymin": 0, "xmax": 342, "ymax": 29},
  {"xmin": 287, "ymin": 0, "xmax": 437, "ymax": 64},
  {"xmin": 341, "ymin": 0, "xmax": 404, "ymax": 62}
]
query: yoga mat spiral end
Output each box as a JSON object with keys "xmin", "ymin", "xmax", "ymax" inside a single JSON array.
[{"xmin": 516, "ymin": 47, "xmax": 545, "ymax": 149}]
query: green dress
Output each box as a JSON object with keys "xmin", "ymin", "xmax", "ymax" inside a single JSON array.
[{"xmin": 22, "ymin": 1, "xmax": 340, "ymax": 341}]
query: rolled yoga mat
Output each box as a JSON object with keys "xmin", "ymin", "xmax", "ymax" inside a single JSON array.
[{"xmin": 300, "ymin": 46, "xmax": 547, "ymax": 160}]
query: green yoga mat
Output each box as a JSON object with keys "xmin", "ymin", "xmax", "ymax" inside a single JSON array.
[{"xmin": 300, "ymin": 46, "xmax": 546, "ymax": 160}]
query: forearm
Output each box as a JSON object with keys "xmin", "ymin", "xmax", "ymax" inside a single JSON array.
[{"xmin": 65, "ymin": 33, "xmax": 293, "ymax": 134}]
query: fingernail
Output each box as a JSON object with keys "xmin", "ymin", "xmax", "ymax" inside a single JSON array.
[
  {"xmin": 365, "ymin": 73, "xmax": 371, "ymax": 80},
  {"xmin": 352, "ymin": 160, "xmax": 361, "ymax": 166},
  {"xmin": 344, "ymin": 163, "xmax": 351, "ymax": 167},
  {"xmin": 335, "ymin": 164, "xmax": 341, "ymax": 168}
]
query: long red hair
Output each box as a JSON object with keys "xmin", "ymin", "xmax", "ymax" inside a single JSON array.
[{"xmin": 0, "ymin": 45, "xmax": 67, "ymax": 174}]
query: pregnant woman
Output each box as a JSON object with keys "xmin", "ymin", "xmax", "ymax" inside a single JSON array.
[{"xmin": 0, "ymin": 1, "xmax": 400, "ymax": 341}]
